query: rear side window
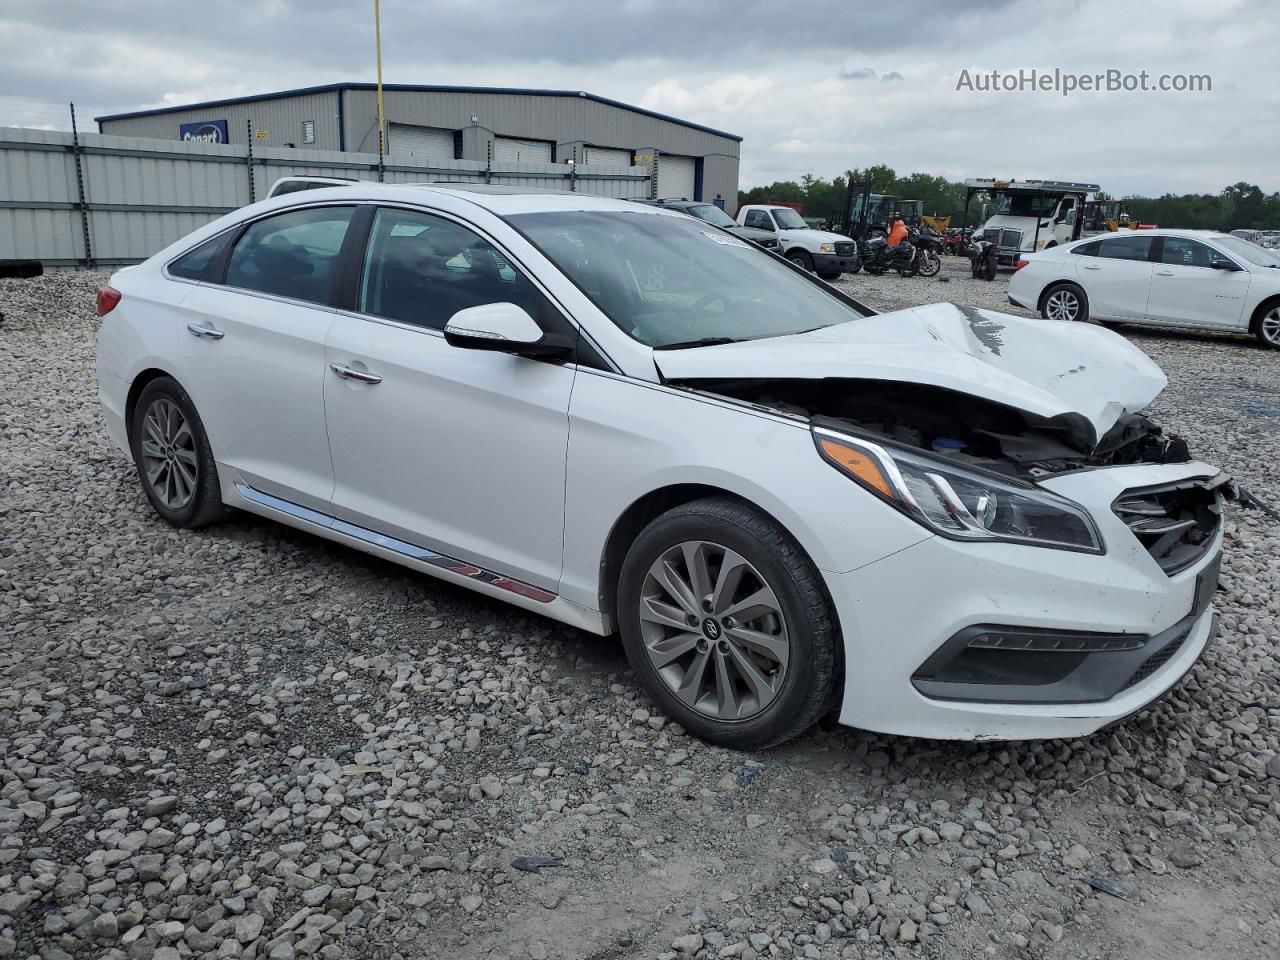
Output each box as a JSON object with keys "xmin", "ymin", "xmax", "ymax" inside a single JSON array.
[
  {"xmin": 169, "ymin": 232, "xmax": 232, "ymax": 281},
  {"xmin": 1071, "ymin": 240, "xmax": 1101, "ymax": 257},
  {"xmin": 358, "ymin": 207, "xmax": 547, "ymax": 330},
  {"xmin": 1097, "ymin": 236, "xmax": 1153, "ymax": 262},
  {"xmin": 225, "ymin": 206, "xmax": 356, "ymax": 305}
]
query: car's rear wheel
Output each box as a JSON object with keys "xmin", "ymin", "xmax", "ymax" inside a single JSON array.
[
  {"xmin": 1254, "ymin": 302, "xmax": 1280, "ymax": 349},
  {"xmin": 1042, "ymin": 282, "xmax": 1088, "ymax": 323},
  {"xmin": 130, "ymin": 377, "xmax": 228, "ymax": 528},
  {"xmin": 617, "ymin": 498, "xmax": 838, "ymax": 750},
  {"xmin": 786, "ymin": 250, "xmax": 815, "ymax": 272}
]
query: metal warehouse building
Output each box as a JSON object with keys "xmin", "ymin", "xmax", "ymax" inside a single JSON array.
[{"xmin": 95, "ymin": 82, "xmax": 741, "ymax": 209}]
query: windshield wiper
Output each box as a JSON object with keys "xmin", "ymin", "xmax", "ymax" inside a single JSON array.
[{"xmin": 653, "ymin": 337, "xmax": 738, "ymax": 350}]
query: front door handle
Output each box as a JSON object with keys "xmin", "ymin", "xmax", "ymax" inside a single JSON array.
[
  {"xmin": 1154, "ymin": 270, "xmax": 1175, "ymax": 276},
  {"xmin": 329, "ymin": 362, "xmax": 383, "ymax": 384},
  {"xmin": 186, "ymin": 322, "xmax": 225, "ymax": 340}
]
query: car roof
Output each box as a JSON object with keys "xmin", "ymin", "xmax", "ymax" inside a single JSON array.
[
  {"xmin": 1073, "ymin": 228, "xmax": 1232, "ymax": 242},
  {"xmin": 278, "ymin": 181, "xmax": 674, "ymax": 217}
]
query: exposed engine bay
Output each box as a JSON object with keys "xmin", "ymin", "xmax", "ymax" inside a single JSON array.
[{"xmin": 676, "ymin": 378, "xmax": 1192, "ymax": 479}]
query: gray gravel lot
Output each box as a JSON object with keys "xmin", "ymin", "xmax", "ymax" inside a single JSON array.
[{"xmin": 1, "ymin": 259, "xmax": 1279, "ymax": 960}]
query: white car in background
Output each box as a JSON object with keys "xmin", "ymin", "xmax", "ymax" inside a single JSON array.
[
  {"xmin": 1009, "ymin": 229, "xmax": 1280, "ymax": 348},
  {"xmin": 96, "ymin": 184, "xmax": 1228, "ymax": 750}
]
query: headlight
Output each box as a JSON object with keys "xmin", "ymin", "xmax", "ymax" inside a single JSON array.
[
  {"xmin": 813, "ymin": 427, "xmax": 1103, "ymax": 553},
  {"xmin": 818, "ymin": 243, "xmax": 836, "ymax": 253}
]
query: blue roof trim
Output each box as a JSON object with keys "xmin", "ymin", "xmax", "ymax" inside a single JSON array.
[{"xmin": 93, "ymin": 82, "xmax": 743, "ymax": 142}]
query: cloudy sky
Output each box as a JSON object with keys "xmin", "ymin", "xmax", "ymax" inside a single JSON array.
[{"xmin": 1, "ymin": 0, "xmax": 1275, "ymax": 195}]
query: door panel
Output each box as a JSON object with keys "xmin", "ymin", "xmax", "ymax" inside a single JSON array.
[
  {"xmin": 178, "ymin": 286, "xmax": 336, "ymax": 508},
  {"xmin": 324, "ymin": 320, "xmax": 574, "ymax": 589},
  {"xmin": 176, "ymin": 205, "xmax": 357, "ymax": 509},
  {"xmin": 1075, "ymin": 235, "xmax": 1154, "ymax": 319},
  {"xmin": 1146, "ymin": 237, "xmax": 1250, "ymax": 328},
  {"xmin": 322, "ymin": 206, "xmax": 575, "ymax": 590}
]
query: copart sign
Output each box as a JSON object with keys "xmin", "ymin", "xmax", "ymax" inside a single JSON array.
[{"xmin": 179, "ymin": 119, "xmax": 229, "ymax": 144}]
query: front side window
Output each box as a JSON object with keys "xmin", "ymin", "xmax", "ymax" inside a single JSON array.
[
  {"xmin": 1159, "ymin": 237, "xmax": 1215, "ymax": 268},
  {"xmin": 512, "ymin": 210, "xmax": 869, "ymax": 348},
  {"xmin": 358, "ymin": 207, "xmax": 544, "ymax": 330},
  {"xmin": 1097, "ymin": 236, "xmax": 1152, "ymax": 262},
  {"xmin": 225, "ymin": 206, "xmax": 355, "ymax": 305},
  {"xmin": 743, "ymin": 210, "xmax": 773, "ymax": 230}
]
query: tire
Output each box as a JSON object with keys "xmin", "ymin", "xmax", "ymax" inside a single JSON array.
[
  {"xmin": 1041, "ymin": 282, "xmax": 1089, "ymax": 323},
  {"xmin": 917, "ymin": 251, "xmax": 942, "ymax": 277},
  {"xmin": 1253, "ymin": 301, "xmax": 1280, "ymax": 349},
  {"xmin": 129, "ymin": 376, "xmax": 228, "ymax": 528},
  {"xmin": 817, "ymin": 270, "xmax": 842, "ymax": 281},
  {"xmin": 848, "ymin": 259, "xmax": 863, "ymax": 275},
  {"xmin": 786, "ymin": 250, "xmax": 815, "ymax": 272},
  {"xmin": 616, "ymin": 497, "xmax": 839, "ymax": 750}
]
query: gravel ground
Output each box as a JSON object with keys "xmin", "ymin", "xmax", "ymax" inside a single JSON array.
[{"xmin": 1, "ymin": 261, "xmax": 1279, "ymax": 960}]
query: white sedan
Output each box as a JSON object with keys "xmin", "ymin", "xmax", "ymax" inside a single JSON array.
[
  {"xmin": 97, "ymin": 184, "xmax": 1228, "ymax": 749},
  {"xmin": 1009, "ymin": 228, "xmax": 1280, "ymax": 348}
]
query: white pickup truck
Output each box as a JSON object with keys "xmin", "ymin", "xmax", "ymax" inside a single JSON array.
[{"xmin": 736, "ymin": 204, "xmax": 860, "ymax": 279}]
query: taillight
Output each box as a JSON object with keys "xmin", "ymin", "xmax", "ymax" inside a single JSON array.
[
  {"xmin": 96, "ymin": 286, "xmax": 122, "ymax": 316},
  {"xmin": 1014, "ymin": 259, "xmax": 1030, "ymax": 271}
]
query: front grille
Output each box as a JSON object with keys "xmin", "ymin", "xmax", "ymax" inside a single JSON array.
[
  {"xmin": 835, "ymin": 242, "xmax": 855, "ymax": 257},
  {"xmin": 982, "ymin": 227, "xmax": 1023, "ymax": 251},
  {"xmin": 1121, "ymin": 631, "xmax": 1187, "ymax": 690},
  {"xmin": 1113, "ymin": 479, "xmax": 1223, "ymax": 575}
]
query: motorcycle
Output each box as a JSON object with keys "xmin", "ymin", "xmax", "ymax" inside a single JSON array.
[
  {"xmin": 944, "ymin": 228, "xmax": 973, "ymax": 257},
  {"xmin": 968, "ymin": 237, "xmax": 999, "ymax": 281},
  {"xmin": 913, "ymin": 227, "xmax": 943, "ymax": 277},
  {"xmin": 860, "ymin": 233, "xmax": 919, "ymax": 276}
]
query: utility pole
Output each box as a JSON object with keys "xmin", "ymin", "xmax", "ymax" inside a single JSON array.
[{"xmin": 374, "ymin": 0, "xmax": 386, "ymax": 161}]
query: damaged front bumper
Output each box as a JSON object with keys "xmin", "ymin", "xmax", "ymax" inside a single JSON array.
[{"xmin": 825, "ymin": 461, "xmax": 1224, "ymax": 741}]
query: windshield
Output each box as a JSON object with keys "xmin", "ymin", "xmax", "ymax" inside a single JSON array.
[
  {"xmin": 771, "ymin": 207, "xmax": 808, "ymax": 229},
  {"xmin": 684, "ymin": 204, "xmax": 738, "ymax": 228},
  {"xmin": 996, "ymin": 194, "xmax": 1062, "ymax": 217},
  {"xmin": 1214, "ymin": 235, "xmax": 1280, "ymax": 267},
  {"xmin": 510, "ymin": 210, "xmax": 868, "ymax": 348}
]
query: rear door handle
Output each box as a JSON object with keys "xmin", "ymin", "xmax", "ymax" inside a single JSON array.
[
  {"xmin": 186, "ymin": 322, "xmax": 225, "ymax": 340},
  {"xmin": 1082, "ymin": 264, "xmax": 1102, "ymax": 270},
  {"xmin": 1154, "ymin": 270, "xmax": 1175, "ymax": 276},
  {"xmin": 329, "ymin": 362, "xmax": 383, "ymax": 384}
]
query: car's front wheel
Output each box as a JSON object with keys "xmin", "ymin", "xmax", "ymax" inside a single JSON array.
[
  {"xmin": 1041, "ymin": 282, "xmax": 1089, "ymax": 323},
  {"xmin": 786, "ymin": 250, "xmax": 815, "ymax": 272},
  {"xmin": 617, "ymin": 498, "xmax": 839, "ymax": 750},
  {"xmin": 1254, "ymin": 302, "xmax": 1280, "ymax": 349},
  {"xmin": 130, "ymin": 376, "xmax": 228, "ymax": 528}
]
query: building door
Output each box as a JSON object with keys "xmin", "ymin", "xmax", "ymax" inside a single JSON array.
[
  {"xmin": 387, "ymin": 123, "xmax": 455, "ymax": 162},
  {"xmin": 582, "ymin": 146, "xmax": 632, "ymax": 166},
  {"xmin": 493, "ymin": 137, "xmax": 553, "ymax": 163},
  {"xmin": 657, "ymin": 154, "xmax": 697, "ymax": 200}
]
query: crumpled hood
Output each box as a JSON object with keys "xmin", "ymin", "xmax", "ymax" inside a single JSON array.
[{"xmin": 655, "ymin": 302, "xmax": 1168, "ymax": 449}]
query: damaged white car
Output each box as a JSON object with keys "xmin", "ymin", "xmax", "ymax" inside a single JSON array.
[{"xmin": 96, "ymin": 185, "xmax": 1229, "ymax": 750}]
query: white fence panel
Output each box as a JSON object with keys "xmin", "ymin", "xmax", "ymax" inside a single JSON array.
[{"xmin": 0, "ymin": 127, "xmax": 655, "ymax": 265}]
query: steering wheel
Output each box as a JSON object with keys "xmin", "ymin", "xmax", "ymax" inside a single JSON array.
[{"xmin": 689, "ymin": 293, "xmax": 728, "ymax": 313}]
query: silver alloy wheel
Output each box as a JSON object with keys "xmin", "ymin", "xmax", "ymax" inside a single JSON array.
[
  {"xmin": 1045, "ymin": 288, "xmax": 1081, "ymax": 321},
  {"xmin": 638, "ymin": 540, "xmax": 790, "ymax": 721},
  {"xmin": 1262, "ymin": 307, "xmax": 1280, "ymax": 346},
  {"xmin": 140, "ymin": 398, "xmax": 198, "ymax": 509}
]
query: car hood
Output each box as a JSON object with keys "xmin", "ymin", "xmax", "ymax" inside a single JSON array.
[
  {"xmin": 777, "ymin": 229, "xmax": 853, "ymax": 244},
  {"xmin": 654, "ymin": 302, "xmax": 1168, "ymax": 450}
]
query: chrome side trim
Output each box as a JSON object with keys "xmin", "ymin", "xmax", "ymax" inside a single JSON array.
[{"xmin": 235, "ymin": 483, "xmax": 556, "ymax": 603}]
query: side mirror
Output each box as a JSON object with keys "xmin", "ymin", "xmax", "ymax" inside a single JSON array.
[
  {"xmin": 1209, "ymin": 258, "xmax": 1241, "ymax": 271},
  {"xmin": 444, "ymin": 302, "xmax": 573, "ymax": 358}
]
